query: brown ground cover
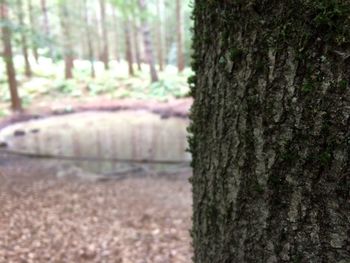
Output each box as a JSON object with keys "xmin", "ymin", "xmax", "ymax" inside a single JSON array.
[{"xmin": 0, "ymin": 154, "xmax": 192, "ymax": 263}]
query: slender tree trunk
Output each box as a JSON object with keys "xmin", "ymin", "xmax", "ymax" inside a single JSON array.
[
  {"xmin": 93, "ymin": 10, "xmax": 102, "ymax": 62},
  {"xmin": 190, "ymin": 1, "xmax": 350, "ymax": 263},
  {"xmin": 99, "ymin": 0, "xmax": 109, "ymax": 70},
  {"xmin": 0, "ymin": 0, "xmax": 21, "ymax": 112},
  {"xmin": 27, "ymin": 0, "xmax": 39, "ymax": 63},
  {"xmin": 111, "ymin": 6, "xmax": 120, "ymax": 62},
  {"xmin": 132, "ymin": 17, "xmax": 142, "ymax": 71},
  {"xmin": 124, "ymin": 19, "xmax": 134, "ymax": 76},
  {"xmin": 40, "ymin": 0, "xmax": 53, "ymax": 60},
  {"xmin": 138, "ymin": 0, "xmax": 158, "ymax": 83},
  {"xmin": 156, "ymin": 0, "xmax": 164, "ymax": 71},
  {"xmin": 59, "ymin": 2, "xmax": 74, "ymax": 79},
  {"xmin": 78, "ymin": 1, "xmax": 86, "ymax": 60},
  {"xmin": 17, "ymin": 0, "xmax": 32, "ymax": 77},
  {"xmin": 176, "ymin": 0, "xmax": 185, "ymax": 72},
  {"xmin": 83, "ymin": 0, "xmax": 95, "ymax": 78}
]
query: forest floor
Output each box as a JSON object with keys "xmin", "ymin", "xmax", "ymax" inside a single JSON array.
[
  {"xmin": 0, "ymin": 97, "xmax": 192, "ymax": 130},
  {"xmin": 0, "ymin": 60, "xmax": 193, "ymax": 119},
  {"xmin": 0, "ymin": 64, "xmax": 194, "ymax": 262},
  {"xmin": 0, "ymin": 153, "xmax": 193, "ymax": 263}
]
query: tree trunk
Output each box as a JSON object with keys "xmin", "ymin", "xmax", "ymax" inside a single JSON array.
[
  {"xmin": 99, "ymin": 0, "xmax": 109, "ymax": 70},
  {"xmin": 111, "ymin": 6, "xmax": 120, "ymax": 62},
  {"xmin": 93, "ymin": 9, "xmax": 102, "ymax": 63},
  {"xmin": 83, "ymin": 0, "xmax": 95, "ymax": 78},
  {"xmin": 40, "ymin": 0, "xmax": 53, "ymax": 60},
  {"xmin": 176, "ymin": 0, "xmax": 185, "ymax": 72},
  {"xmin": 138, "ymin": 0, "xmax": 158, "ymax": 83},
  {"xmin": 0, "ymin": 0, "xmax": 21, "ymax": 112},
  {"xmin": 59, "ymin": 2, "xmax": 74, "ymax": 79},
  {"xmin": 124, "ymin": 19, "xmax": 134, "ymax": 77},
  {"xmin": 132, "ymin": 17, "xmax": 142, "ymax": 71},
  {"xmin": 17, "ymin": 0, "xmax": 32, "ymax": 77},
  {"xmin": 156, "ymin": 0, "xmax": 164, "ymax": 71},
  {"xmin": 190, "ymin": 1, "xmax": 350, "ymax": 263},
  {"xmin": 27, "ymin": 0, "xmax": 39, "ymax": 63}
]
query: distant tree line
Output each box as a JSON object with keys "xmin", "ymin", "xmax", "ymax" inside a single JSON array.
[{"xmin": 0, "ymin": 0, "xmax": 192, "ymax": 111}]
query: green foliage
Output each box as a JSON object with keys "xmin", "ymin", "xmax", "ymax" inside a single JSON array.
[
  {"xmin": 0, "ymin": 109, "xmax": 9, "ymax": 117},
  {"xmin": 53, "ymin": 80, "xmax": 77, "ymax": 94},
  {"xmin": 149, "ymin": 79, "xmax": 184, "ymax": 99},
  {"xmin": 0, "ymin": 58, "xmax": 191, "ymax": 113}
]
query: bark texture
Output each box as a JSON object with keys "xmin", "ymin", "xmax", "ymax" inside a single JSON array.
[
  {"xmin": 190, "ymin": 1, "xmax": 350, "ymax": 263},
  {"xmin": 1, "ymin": 0, "xmax": 21, "ymax": 111}
]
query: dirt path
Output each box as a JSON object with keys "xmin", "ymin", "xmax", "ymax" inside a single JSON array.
[{"xmin": 0, "ymin": 154, "xmax": 192, "ymax": 263}]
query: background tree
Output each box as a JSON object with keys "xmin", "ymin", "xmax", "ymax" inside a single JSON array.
[
  {"xmin": 99, "ymin": 0, "xmax": 109, "ymax": 70},
  {"xmin": 17, "ymin": 0, "xmax": 32, "ymax": 77},
  {"xmin": 40, "ymin": 0, "xmax": 53, "ymax": 59},
  {"xmin": 138, "ymin": 0, "xmax": 158, "ymax": 83},
  {"xmin": 83, "ymin": 0, "xmax": 95, "ymax": 78},
  {"xmin": 0, "ymin": 0, "xmax": 21, "ymax": 111},
  {"xmin": 132, "ymin": 15, "xmax": 142, "ymax": 71},
  {"xmin": 156, "ymin": 0, "xmax": 164, "ymax": 71},
  {"xmin": 92, "ymin": 8, "xmax": 102, "ymax": 63},
  {"xmin": 0, "ymin": 0, "xmax": 194, "ymax": 112},
  {"xmin": 190, "ymin": 1, "xmax": 350, "ymax": 262},
  {"xmin": 111, "ymin": 5, "xmax": 120, "ymax": 62},
  {"xmin": 27, "ymin": 0, "xmax": 39, "ymax": 63},
  {"xmin": 175, "ymin": 0, "xmax": 185, "ymax": 72},
  {"xmin": 124, "ymin": 17, "xmax": 134, "ymax": 76},
  {"xmin": 59, "ymin": 0, "xmax": 74, "ymax": 79}
]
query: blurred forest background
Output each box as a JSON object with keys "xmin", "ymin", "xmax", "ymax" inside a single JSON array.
[{"xmin": 0, "ymin": 0, "xmax": 193, "ymax": 114}]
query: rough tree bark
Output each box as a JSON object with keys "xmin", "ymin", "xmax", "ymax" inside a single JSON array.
[
  {"xmin": 0, "ymin": 0, "xmax": 21, "ymax": 111},
  {"xmin": 27, "ymin": 0, "xmax": 39, "ymax": 63},
  {"xmin": 139, "ymin": 0, "xmax": 158, "ymax": 83},
  {"xmin": 176, "ymin": 0, "xmax": 185, "ymax": 72},
  {"xmin": 83, "ymin": 0, "xmax": 95, "ymax": 78},
  {"xmin": 17, "ymin": 0, "xmax": 32, "ymax": 77},
  {"xmin": 59, "ymin": 1, "xmax": 74, "ymax": 79},
  {"xmin": 190, "ymin": 1, "xmax": 350, "ymax": 263},
  {"xmin": 124, "ymin": 19, "xmax": 134, "ymax": 76},
  {"xmin": 99, "ymin": 0, "xmax": 109, "ymax": 70}
]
